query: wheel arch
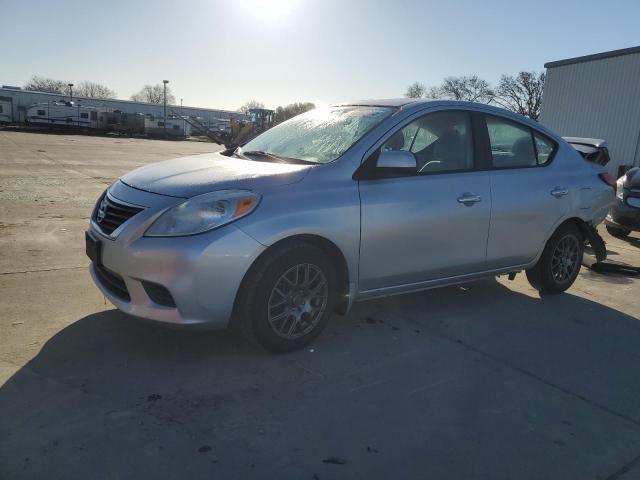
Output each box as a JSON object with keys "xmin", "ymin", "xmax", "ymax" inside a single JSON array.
[
  {"xmin": 234, "ymin": 234, "xmax": 352, "ymax": 316},
  {"xmin": 527, "ymin": 216, "xmax": 596, "ymax": 267},
  {"xmin": 558, "ymin": 216, "xmax": 590, "ymax": 240}
]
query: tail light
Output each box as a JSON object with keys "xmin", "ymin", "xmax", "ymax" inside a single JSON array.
[{"xmin": 599, "ymin": 172, "xmax": 616, "ymax": 189}]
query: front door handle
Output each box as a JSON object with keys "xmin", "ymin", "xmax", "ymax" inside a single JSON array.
[
  {"xmin": 457, "ymin": 193, "xmax": 482, "ymax": 206},
  {"xmin": 550, "ymin": 187, "xmax": 569, "ymax": 198}
]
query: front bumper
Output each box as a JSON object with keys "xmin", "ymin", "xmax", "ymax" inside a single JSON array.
[
  {"xmin": 605, "ymin": 197, "xmax": 640, "ymax": 231},
  {"xmin": 87, "ymin": 182, "xmax": 266, "ymax": 329}
]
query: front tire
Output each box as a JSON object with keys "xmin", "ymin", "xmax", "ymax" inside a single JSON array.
[
  {"xmin": 234, "ymin": 242, "xmax": 336, "ymax": 353},
  {"xmin": 526, "ymin": 223, "xmax": 583, "ymax": 294},
  {"xmin": 606, "ymin": 225, "xmax": 631, "ymax": 238}
]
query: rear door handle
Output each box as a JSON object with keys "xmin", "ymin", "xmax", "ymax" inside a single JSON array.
[
  {"xmin": 457, "ymin": 193, "xmax": 482, "ymax": 206},
  {"xmin": 550, "ymin": 187, "xmax": 569, "ymax": 198}
]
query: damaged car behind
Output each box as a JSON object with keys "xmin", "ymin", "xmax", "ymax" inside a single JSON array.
[
  {"xmin": 86, "ymin": 99, "xmax": 615, "ymax": 352},
  {"xmin": 606, "ymin": 166, "xmax": 640, "ymax": 238}
]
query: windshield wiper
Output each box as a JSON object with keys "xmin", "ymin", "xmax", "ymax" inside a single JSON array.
[
  {"xmin": 240, "ymin": 150, "xmax": 317, "ymax": 165},
  {"xmin": 241, "ymin": 150, "xmax": 282, "ymax": 160}
]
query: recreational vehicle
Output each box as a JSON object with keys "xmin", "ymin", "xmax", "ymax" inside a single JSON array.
[
  {"xmin": 0, "ymin": 100, "xmax": 11, "ymax": 123},
  {"xmin": 144, "ymin": 116, "xmax": 191, "ymax": 137},
  {"xmin": 26, "ymin": 101, "xmax": 99, "ymax": 128},
  {"xmin": 110, "ymin": 111, "xmax": 146, "ymax": 135}
]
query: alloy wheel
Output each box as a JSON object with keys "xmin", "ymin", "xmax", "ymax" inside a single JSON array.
[
  {"xmin": 551, "ymin": 234, "xmax": 580, "ymax": 283},
  {"xmin": 267, "ymin": 263, "xmax": 329, "ymax": 340}
]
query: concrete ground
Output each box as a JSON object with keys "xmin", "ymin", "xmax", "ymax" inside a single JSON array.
[{"xmin": 1, "ymin": 130, "xmax": 639, "ymax": 480}]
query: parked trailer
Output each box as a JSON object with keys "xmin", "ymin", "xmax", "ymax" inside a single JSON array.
[
  {"xmin": 21, "ymin": 100, "xmax": 214, "ymax": 139},
  {"xmin": 144, "ymin": 117, "xmax": 191, "ymax": 137},
  {"xmin": 95, "ymin": 110, "xmax": 145, "ymax": 135},
  {"xmin": 26, "ymin": 101, "xmax": 99, "ymax": 128},
  {"xmin": 113, "ymin": 111, "xmax": 146, "ymax": 135},
  {"xmin": 0, "ymin": 100, "xmax": 12, "ymax": 123}
]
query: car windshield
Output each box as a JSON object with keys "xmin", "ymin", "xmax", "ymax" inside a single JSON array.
[{"xmin": 239, "ymin": 106, "xmax": 394, "ymax": 164}]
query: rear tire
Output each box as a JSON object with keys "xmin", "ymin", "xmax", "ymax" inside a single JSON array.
[
  {"xmin": 526, "ymin": 223, "xmax": 583, "ymax": 294},
  {"xmin": 234, "ymin": 242, "xmax": 336, "ymax": 353},
  {"xmin": 606, "ymin": 225, "xmax": 631, "ymax": 238}
]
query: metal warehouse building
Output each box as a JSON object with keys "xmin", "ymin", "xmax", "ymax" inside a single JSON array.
[
  {"xmin": 0, "ymin": 86, "xmax": 247, "ymax": 124},
  {"xmin": 540, "ymin": 46, "xmax": 640, "ymax": 175}
]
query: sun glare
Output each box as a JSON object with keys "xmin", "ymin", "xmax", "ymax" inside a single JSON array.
[{"xmin": 238, "ymin": 0, "xmax": 300, "ymax": 21}]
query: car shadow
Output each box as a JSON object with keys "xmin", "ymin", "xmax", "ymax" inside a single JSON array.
[
  {"xmin": 587, "ymin": 260, "xmax": 640, "ymax": 277},
  {"xmin": 2, "ymin": 279, "xmax": 640, "ymax": 479},
  {"xmin": 584, "ymin": 246, "xmax": 640, "ymax": 280},
  {"xmin": 619, "ymin": 234, "xmax": 640, "ymax": 249}
]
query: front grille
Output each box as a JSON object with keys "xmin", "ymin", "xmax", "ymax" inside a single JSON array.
[
  {"xmin": 95, "ymin": 194, "xmax": 144, "ymax": 235},
  {"xmin": 95, "ymin": 265, "xmax": 131, "ymax": 301},
  {"xmin": 142, "ymin": 281, "xmax": 176, "ymax": 307}
]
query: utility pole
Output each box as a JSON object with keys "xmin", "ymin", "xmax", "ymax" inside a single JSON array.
[
  {"xmin": 163, "ymin": 80, "xmax": 169, "ymax": 136},
  {"xmin": 180, "ymin": 98, "xmax": 184, "ymax": 135},
  {"xmin": 68, "ymin": 83, "xmax": 74, "ymax": 102}
]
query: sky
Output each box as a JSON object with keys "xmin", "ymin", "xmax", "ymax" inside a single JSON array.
[{"xmin": 2, "ymin": 0, "xmax": 640, "ymax": 111}]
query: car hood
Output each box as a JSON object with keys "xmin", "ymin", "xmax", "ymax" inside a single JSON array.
[{"xmin": 120, "ymin": 152, "xmax": 313, "ymax": 198}]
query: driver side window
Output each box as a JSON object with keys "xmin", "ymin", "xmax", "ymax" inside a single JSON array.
[{"xmin": 381, "ymin": 110, "xmax": 474, "ymax": 174}]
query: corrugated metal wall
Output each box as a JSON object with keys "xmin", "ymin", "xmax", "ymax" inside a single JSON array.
[
  {"xmin": 539, "ymin": 52, "xmax": 640, "ymax": 175},
  {"xmin": 0, "ymin": 88, "xmax": 248, "ymax": 124}
]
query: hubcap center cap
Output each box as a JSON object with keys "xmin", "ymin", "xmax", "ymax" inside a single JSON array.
[{"xmin": 291, "ymin": 291, "xmax": 306, "ymax": 307}]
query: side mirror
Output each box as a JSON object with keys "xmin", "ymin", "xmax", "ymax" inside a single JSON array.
[{"xmin": 376, "ymin": 150, "xmax": 417, "ymax": 169}]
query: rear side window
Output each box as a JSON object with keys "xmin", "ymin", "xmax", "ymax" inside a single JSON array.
[
  {"xmin": 486, "ymin": 115, "xmax": 536, "ymax": 168},
  {"xmin": 37, "ymin": 109, "xmax": 46, "ymax": 116},
  {"xmin": 80, "ymin": 112, "xmax": 89, "ymax": 119},
  {"xmin": 485, "ymin": 115, "xmax": 557, "ymax": 168}
]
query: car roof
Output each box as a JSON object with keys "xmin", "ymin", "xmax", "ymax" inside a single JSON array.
[
  {"xmin": 334, "ymin": 98, "xmax": 422, "ymax": 108},
  {"xmin": 331, "ymin": 99, "xmax": 561, "ymax": 140},
  {"xmin": 334, "ymin": 98, "xmax": 526, "ymax": 117}
]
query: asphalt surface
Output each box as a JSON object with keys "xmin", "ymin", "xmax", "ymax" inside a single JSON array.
[{"xmin": 1, "ymin": 130, "xmax": 640, "ymax": 480}]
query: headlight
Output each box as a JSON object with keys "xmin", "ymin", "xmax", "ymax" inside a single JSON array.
[
  {"xmin": 145, "ymin": 190, "xmax": 260, "ymax": 237},
  {"xmin": 616, "ymin": 175, "xmax": 626, "ymax": 200}
]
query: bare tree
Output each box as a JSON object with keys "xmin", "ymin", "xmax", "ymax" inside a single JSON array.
[
  {"xmin": 405, "ymin": 81, "xmax": 426, "ymax": 98},
  {"xmin": 130, "ymin": 84, "xmax": 176, "ymax": 104},
  {"xmin": 74, "ymin": 81, "xmax": 116, "ymax": 99},
  {"xmin": 436, "ymin": 75, "xmax": 495, "ymax": 103},
  {"xmin": 239, "ymin": 100, "xmax": 265, "ymax": 114},
  {"xmin": 494, "ymin": 71, "xmax": 545, "ymax": 120},
  {"xmin": 274, "ymin": 102, "xmax": 315, "ymax": 124},
  {"xmin": 424, "ymin": 86, "xmax": 443, "ymax": 99},
  {"xmin": 24, "ymin": 76, "xmax": 69, "ymax": 94}
]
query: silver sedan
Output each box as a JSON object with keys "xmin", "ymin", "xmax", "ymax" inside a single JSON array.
[{"xmin": 86, "ymin": 99, "xmax": 615, "ymax": 352}]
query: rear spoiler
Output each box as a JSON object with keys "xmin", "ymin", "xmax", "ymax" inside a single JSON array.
[{"xmin": 564, "ymin": 137, "xmax": 610, "ymax": 166}]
